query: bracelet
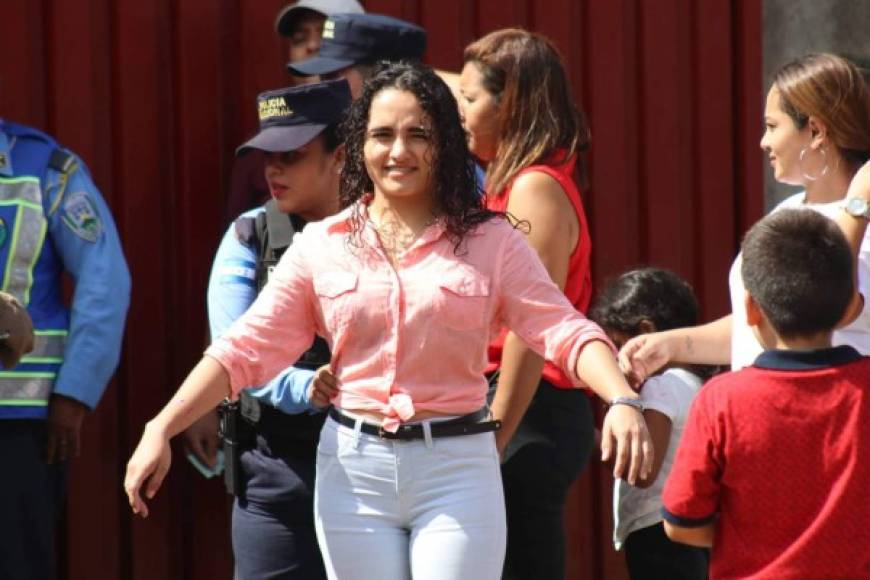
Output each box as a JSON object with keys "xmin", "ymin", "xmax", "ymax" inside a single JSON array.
[{"xmin": 609, "ymin": 396, "xmax": 645, "ymax": 413}]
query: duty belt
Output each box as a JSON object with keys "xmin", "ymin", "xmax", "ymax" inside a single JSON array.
[{"xmin": 239, "ymin": 391, "xmax": 325, "ymax": 442}]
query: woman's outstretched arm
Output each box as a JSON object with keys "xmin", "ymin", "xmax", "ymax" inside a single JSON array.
[{"xmin": 124, "ymin": 356, "xmax": 231, "ymax": 518}]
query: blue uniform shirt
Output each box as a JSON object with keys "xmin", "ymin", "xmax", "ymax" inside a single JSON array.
[
  {"xmin": 207, "ymin": 207, "xmax": 315, "ymax": 414},
  {"xmin": 0, "ymin": 121, "xmax": 130, "ymax": 412}
]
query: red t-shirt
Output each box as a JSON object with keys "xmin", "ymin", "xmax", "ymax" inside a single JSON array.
[
  {"xmin": 662, "ymin": 346, "xmax": 870, "ymax": 579},
  {"xmin": 485, "ymin": 152, "xmax": 593, "ymax": 389}
]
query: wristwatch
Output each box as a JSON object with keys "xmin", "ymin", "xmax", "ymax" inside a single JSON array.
[
  {"xmin": 845, "ymin": 197, "xmax": 870, "ymax": 220},
  {"xmin": 609, "ymin": 396, "xmax": 645, "ymax": 413}
]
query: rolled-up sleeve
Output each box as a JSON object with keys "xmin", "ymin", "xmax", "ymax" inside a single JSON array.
[
  {"xmin": 205, "ymin": 228, "xmax": 319, "ymax": 396},
  {"xmin": 494, "ymin": 225, "xmax": 614, "ymax": 386}
]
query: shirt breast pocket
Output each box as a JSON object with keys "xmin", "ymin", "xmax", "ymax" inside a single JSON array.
[
  {"xmin": 313, "ymin": 271, "xmax": 359, "ymax": 332},
  {"xmin": 437, "ymin": 267, "xmax": 490, "ymax": 331}
]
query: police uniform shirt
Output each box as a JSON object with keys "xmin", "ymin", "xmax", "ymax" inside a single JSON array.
[
  {"xmin": 0, "ymin": 121, "xmax": 130, "ymax": 416},
  {"xmin": 207, "ymin": 206, "xmax": 314, "ymax": 414}
]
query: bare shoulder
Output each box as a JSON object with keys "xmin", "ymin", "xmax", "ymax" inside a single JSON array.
[{"xmin": 508, "ymin": 170, "xmax": 576, "ymax": 223}]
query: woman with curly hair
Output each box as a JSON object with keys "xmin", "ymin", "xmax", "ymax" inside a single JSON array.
[
  {"xmin": 457, "ymin": 29, "xmax": 598, "ymax": 579},
  {"xmin": 124, "ymin": 61, "xmax": 652, "ymax": 579}
]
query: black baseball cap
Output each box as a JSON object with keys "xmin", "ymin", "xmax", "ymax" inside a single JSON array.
[
  {"xmin": 287, "ymin": 13, "xmax": 427, "ymax": 77},
  {"xmin": 236, "ymin": 79, "xmax": 351, "ymax": 156},
  {"xmin": 275, "ymin": 0, "xmax": 364, "ymax": 37}
]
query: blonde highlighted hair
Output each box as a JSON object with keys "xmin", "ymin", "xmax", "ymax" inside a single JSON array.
[{"xmin": 773, "ymin": 53, "xmax": 870, "ymax": 166}]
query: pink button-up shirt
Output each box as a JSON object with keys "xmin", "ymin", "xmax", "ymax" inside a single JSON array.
[{"xmin": 206, "ymin": 203, "xmax": 612, "ymax": 430}]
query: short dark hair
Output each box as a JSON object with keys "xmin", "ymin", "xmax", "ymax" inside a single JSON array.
[
  {"xmin": 590, "ymin": 268, "xmax": 700, "ymax": 335},
  {"xmin": 741, "ymin": 208, "xmax": 853, "ymax": 338}
]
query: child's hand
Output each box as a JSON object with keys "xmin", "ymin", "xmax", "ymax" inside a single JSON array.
[
  {"xmin": 618, "ymin": 332, "xmax": 674, "ymax": 386},
  {"xmin": 308, "ymin": 364, "xmax": 339, "ymax": 408}
]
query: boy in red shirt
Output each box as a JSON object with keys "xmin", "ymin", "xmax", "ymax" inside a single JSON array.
[{"xmin": 662, "ymin": 208, "xmax": 870, "ymax": 579}]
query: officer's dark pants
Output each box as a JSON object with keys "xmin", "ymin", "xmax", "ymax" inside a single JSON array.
[
  {"xmin": 232, "ymin": 432, "xmax": 326, "ymax": 580},
  {"xmin": 0, "ymin": 420, "xmax": 68, "ymax": 580},
  {"xmin": 491, "ymin": 379, "xmax": 596, "ymax": 580},
  {"xmin": 624, "ymin": 522, "xmax": 709, "ymax": 580}
]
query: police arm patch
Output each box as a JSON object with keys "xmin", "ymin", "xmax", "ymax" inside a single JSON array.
[
  {"xmin": 61, "ymin": 191, "xmax": 103, "ymax": 242},
  {"xmin": 217, "ymin": 259, "xmax": 256, "ymax": 287}
]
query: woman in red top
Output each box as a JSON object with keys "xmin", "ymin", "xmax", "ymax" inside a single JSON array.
[{"xmin": 458, "ymin": 29, "xmax": 597, "ymax": 579}]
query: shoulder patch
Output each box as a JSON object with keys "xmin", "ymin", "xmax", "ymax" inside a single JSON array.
[
  {"xmin": 233, "ymin": 216, "xmax": 257, "ymax": 247},
  {"xmin": 61, "ymin": 191, "xmax": 103, "ymax": 242},
  {"xmin": 48, "ymin": 149, "xmax": 76, "ymax": 173}
]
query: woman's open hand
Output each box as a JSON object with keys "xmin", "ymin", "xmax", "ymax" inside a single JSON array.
[
  {"xmin": 601, "ymin": 403, "xmax": 653, "ymax": 485},
  {"xmin": 617, "ymin": 332, "xmax": 675, "ymax": 387},
  {"xmin": 124, "ymin": 423, "xmax": 172, "ymax": 518}
]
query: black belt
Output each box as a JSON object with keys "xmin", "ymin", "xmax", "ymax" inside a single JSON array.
[{"xmin": 328, "ymin": 407, "xmax": 501, "ymax": 440}]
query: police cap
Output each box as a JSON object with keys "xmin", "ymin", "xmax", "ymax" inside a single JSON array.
[
  {"xmin": 287, "ymin": 13, "xmax": 427, "ymax": 77},
  {"xmin": 275, "ymin": 0, "xmax": 364, "ymax": 37},
  {"xmin": 236, "ymin": 79, "xmax": 351, "ymax": 156}
]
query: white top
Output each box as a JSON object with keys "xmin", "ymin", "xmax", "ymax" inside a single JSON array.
[
  {"xmin": 612, "ymin": 367, "xmax": 703, "ymax": 549},
  {"xmin": 729, "ymin": 192, "xmax": 870, "ymax": 370}
]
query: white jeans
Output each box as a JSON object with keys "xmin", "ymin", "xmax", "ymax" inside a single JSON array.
[{"xmin": 314, "ymin": 414, "xmax": 507, "ymax": 580}]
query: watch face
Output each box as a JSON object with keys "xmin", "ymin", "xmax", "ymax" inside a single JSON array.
[{"xmin": 847, "ymin": 197, "xmax": 870, "ymax": 218}]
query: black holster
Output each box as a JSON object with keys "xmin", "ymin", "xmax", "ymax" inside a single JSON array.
[{"xmin": 218, "ymin": 399, "xmax": 251, "ymax": 497}]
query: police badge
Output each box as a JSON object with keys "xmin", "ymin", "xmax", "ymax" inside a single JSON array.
[{"xmin": 61, "ymin": 191, "xmax": 103, "ymax": 242}]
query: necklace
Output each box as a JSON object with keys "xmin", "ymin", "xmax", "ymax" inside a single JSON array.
[{"xmin": 371, "ymin": 213, "xmax": 438, "ymax": 262}]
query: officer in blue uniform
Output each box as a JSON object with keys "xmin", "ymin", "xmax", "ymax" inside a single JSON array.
[
  {"xmin": 287, "ymin": 12, "xmax": 427, "ymax": 98},
  {"xmin": 209, "ymin": 79, "xmax": 350, "ymax": 580},
  {"xmin": 0, "ymin": 120, "xmax": 130, "ymax": 580}
]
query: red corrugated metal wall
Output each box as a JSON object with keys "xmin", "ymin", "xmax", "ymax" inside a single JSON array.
[{"xmin": 0, "ymin": 1, "xmax": 762, "ymax": 578}]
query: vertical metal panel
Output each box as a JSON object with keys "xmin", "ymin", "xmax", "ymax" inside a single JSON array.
[{"xmin": 0, "ymin": 1, "xmax": 762, "ymax": 578}]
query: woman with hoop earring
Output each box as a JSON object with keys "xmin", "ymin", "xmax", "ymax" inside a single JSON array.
[{"xmin": 619, "ymin": 53, "xmax": 870, "ymax": 380}]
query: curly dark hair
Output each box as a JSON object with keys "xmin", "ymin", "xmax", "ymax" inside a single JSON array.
[
  {"xmin": 590, "ymin": 268, "xmax": 700, "ymax": 336},
  {"xmin": 339, "ymin": 60, "xmax": 497, "ymax": 250},
  {"xmin": 590, "ymin": 268, "xmax": 718, "ymax": 381}
]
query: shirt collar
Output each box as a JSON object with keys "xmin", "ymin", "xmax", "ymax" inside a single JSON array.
[{"xmin": 753, "ymin": 345, "xmax": 862, "ymax": 371}]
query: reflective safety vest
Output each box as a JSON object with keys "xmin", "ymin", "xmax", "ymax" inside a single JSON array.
[{"xmin": 0, "ymin": 125, "xmax": 71, "ymax": 419}]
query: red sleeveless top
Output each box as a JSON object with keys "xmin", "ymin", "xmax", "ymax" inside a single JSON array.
[{"xmin": 485, "ymin": 153, "xmax": 593, "ymax": 389}]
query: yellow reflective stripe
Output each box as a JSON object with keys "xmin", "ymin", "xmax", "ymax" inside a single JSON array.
[
  {"xmin": 20, "ymin": 356, "xmax": 63, "ymax": 364},
  {"xmin": 0, "ymin": 177, "xmax": 41, "ymax": 202},
  {"xmin": 0, "ymin": 176, "xmax": 39, "ymax": 185},
  {"xmin": 0, "ymin": 179, "xmax": 47, "ymax": 303},
  {"xmin": 24, "ymin": 218, "xmax": 47, "ymax": 304},
  {"xmin": 3, "ymin": 204, "xmax": 24, "ymax": 294},
  {"xmin": 0, "ymin": 200, "xmax": 42, "ymax": 212},
  {"xmin": 35, "ymin": 330, "xmax": 68, "ymax": 336},
  {"xmin": 0, "ymin": 400, "xmax": 48, "ymax": 407},
  {"xmin": 0, "ymin": 375, "xmax": 54, "ymax": 402}
]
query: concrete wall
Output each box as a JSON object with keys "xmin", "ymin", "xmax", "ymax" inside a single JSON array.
[{"xmin": 763, "ymin": 0, "xmax": 870, "ymax": 208}]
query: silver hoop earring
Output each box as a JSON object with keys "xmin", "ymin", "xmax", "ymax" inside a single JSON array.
[{"xmin": 799, "ymin": 146, "xmax": 829, "ymax": 181}]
